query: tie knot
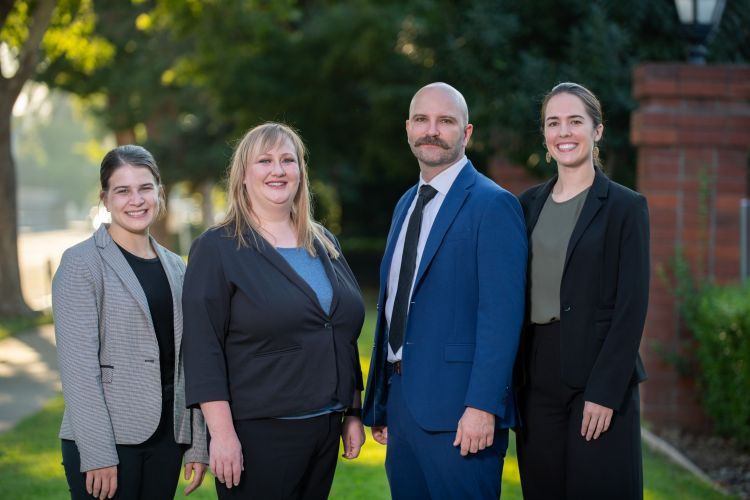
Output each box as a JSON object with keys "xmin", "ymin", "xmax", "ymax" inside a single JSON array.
[{"xmin": 418, "ymin": 184, "xmax": 438, "ymax": 204}]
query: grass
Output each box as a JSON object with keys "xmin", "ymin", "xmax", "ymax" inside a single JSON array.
[
  {"xmin": 0, "ymin": 312, "xmax": 53, "ymax": 342},
  {"xmin": 0, "ymin": 301, "xmax": 735, "ymax": 499}
]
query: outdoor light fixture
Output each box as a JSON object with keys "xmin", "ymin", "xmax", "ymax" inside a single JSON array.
[{"xmin": 674, "ymin": 0, "xmax": 727, "ymax": 64}]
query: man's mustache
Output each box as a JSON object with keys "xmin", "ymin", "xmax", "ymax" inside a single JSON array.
[{"xmin": 415, "ymin": 137, "xmax": 450, "ymax": 149}]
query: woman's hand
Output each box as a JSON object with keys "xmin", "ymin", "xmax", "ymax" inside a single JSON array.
[
  {"xmin": 85, "ymin": 465, "xmax": 117, "ymax": 499},
  {"xmin": 341, "ymin": 416, "xmax": 366, "ymax": 459},
  {"xmin": 183, "ymin": 462, "xmax": 207, "ymax": 495},
  {"xmin": 209, "ymin": 429, "xmax": 244, "ymax": 488},
  {"xmin": 200, "ymin": 401, "xmax": 244, "ymax": 488},
  {"xmin": 581, "ymin": 401, "xmax": 613, "ymax": 441}
]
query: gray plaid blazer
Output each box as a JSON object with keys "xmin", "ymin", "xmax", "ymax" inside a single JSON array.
[{"xmin": 52, "ymin": 224, "xmax": 208, "ymax": 472}]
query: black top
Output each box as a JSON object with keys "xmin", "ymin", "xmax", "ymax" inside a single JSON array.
[
  {"xmin": 117, "ymin": 244, "xmax": 175, "ymax": 388},
  {"xmin": 182, "ymin": 226, "xmax": 365, "ymax": 419}
]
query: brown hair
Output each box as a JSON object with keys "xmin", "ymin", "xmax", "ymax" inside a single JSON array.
[
  {"xmin": 100, "ymin": 144, "xmax": 166, "ymax": 218},
  {"xmin": 540, "ymin": 82, "xmax": 604, "ymax": 168},
  {"xmin": 217, "ymin": 122, "xmax": 339, "ymax": 258}
]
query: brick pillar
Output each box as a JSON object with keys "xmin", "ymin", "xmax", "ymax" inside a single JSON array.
[
  {"xmin": 632, "ymin": 64, "xmax": 750, "ymax": 432},
  {"xmin": 488, "ymin": 156, "xmax": 541, "ymax": 197}
]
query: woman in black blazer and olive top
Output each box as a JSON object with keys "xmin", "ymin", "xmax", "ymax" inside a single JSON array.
[
  {"xmin": 182, "ymin": 122, "xmax": 365, "ymax": 499},
  {"xmin": 515, "ymin": 83, "xmax": 650, "ymax": 500}
]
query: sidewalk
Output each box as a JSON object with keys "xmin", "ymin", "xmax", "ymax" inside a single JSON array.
[{"xmin": 0, "ymin": 324, "xmax": 60, "ymax": 432}]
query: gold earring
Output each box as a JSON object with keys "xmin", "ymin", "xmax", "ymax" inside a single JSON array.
[
  {"xmin": 593, "ymin": 145, "xmax": 600, "ymax": 164},
  {"xmin": 545, "ymin": 152, "xmax": 551, "ymax": 164}
]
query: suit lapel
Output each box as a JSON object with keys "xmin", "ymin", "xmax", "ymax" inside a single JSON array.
[
  {"xmin": 315, "ymin": 237, "xmax": 340, "ymax": 316},
  {"xmin": 563, "ymin": 168, "xmax": 609, "ymax": 274},
  {"xmin": 379, "ymin": 186, "xmax": 418, "ymax": 291},
  {"xmin": 153, "ymin": 240, "xmax": 183, "ymax": 356},
  {"xmin": 413, "ymin": 162, "xmax": 475, "ymax": 289},
  {"xmin": 254, "ymin": 231, "xmax": 330, "ymax": 316},
  {"xmin": 525, "ymin": 176, "xmax": 557, "ymax": 235},
  {"xmin": 95, "ymin": 225, "xmax": 152, "ymax": 323}
]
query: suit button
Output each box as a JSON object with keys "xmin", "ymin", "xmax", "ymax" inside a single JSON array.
[
  {"xmin": 324, "ymin": 322, "xmax": 332, "ymax": 329},
  {"xmin": 563, "ymin": 306, "xmax": 571, "ymax": 312}
]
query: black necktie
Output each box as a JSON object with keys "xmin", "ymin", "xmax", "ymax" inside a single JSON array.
[{"xmin": 389, "ymin": 184, "xmax": 439, "ymax": 353}]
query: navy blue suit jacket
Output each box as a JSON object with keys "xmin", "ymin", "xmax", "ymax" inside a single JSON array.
[{"xmin": 363, "ymin": 161, "xmax": 527, "ymax": 431}]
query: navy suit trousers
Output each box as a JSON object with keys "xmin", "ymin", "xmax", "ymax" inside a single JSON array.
[{"xmin": 385, "ymin": 372, "xmax": 508, "ymax": 499}]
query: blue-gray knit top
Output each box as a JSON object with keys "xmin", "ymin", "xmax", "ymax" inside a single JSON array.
[
  {"xmin": 276, "ymin": 247, "xmax": 333, "ymax": 314},
  {"xmin": 276, "ymin": 246, "xmax": 342, "ymax": 419}
]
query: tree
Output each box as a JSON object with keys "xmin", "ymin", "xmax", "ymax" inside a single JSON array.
[
  {"xmin": 36, "ymin": 0, "xmax": 750, "ymax": 246},
  {"xmin": 0, "ymin": 0, "xmax": 112, "ymax": 318},
  {"xmin": 1, "ymin": 0, "xmax": 56, "ymax": 318}
]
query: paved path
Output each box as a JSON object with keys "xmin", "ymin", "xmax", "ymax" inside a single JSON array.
[
  {"xmin": 0, "ymin": 228, "xmax": 88, "ymax": 432},
  {"xmin": 0, "ymin": 324, "xmax": 60, "ymax": 432}
]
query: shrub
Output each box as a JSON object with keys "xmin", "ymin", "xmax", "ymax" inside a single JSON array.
[{"xmin": 679, "ymin": 281, "xmax": 750, "ymax": 447}]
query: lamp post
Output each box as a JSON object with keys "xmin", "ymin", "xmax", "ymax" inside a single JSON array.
[{"xmin": 674, "ymin": 0, "xmax": 727, "ymax": 64}]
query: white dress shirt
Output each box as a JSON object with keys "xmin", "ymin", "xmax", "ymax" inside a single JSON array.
[{"xmin": 386, "ymin": 156, "xmax": 467, "ymax": 362}]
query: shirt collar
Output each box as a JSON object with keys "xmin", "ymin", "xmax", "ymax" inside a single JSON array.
[{"xmin": 418, "ymin": 155, "xmax": 467, "ymax": 196}]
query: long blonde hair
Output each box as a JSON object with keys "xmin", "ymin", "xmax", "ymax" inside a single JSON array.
[{"xmin": 218, "ymin": 122, "xmax": 339, "ymax": 258}]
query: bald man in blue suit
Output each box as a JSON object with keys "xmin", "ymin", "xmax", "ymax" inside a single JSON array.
[{"xmin": 362, "ymin": 82, "xmax": 527, "ymax": 499}]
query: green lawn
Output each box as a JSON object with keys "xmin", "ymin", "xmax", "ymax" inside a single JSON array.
[{"xmin": 0, "ymin": 303, "xmax": 734, "ymax": 499}]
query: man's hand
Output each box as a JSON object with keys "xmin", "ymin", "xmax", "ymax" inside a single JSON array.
[
  {"xmin": 371, "ymin": 425, "xmax": 388, "ymax": 445},
  {"xmin": 341, "ymin": 416, "xmax": 366, "ymax": 459},
  {"xmin": 85, "ymin": 465, "xmax": 117, "ymax": 499},
  {"xmin": 183, "ymin": 462, "xmax": 207, "ymax": 495},
  {"xmin": 453, "ymin": 407, "xmax": 495, "ymax": 456},
  {"xmin": 581, "ymin": 401, "xmax": 613, "ymax": 441}
]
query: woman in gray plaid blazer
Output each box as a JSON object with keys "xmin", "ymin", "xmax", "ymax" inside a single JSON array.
[{"xmin": 52, "ymin": 145, "xmax": 208, "ymax": 500}]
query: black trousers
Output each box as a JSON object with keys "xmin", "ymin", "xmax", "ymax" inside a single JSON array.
[
  {"xmin": 516, "ymin": 322, "xmax": 643, "ymax": 500},
  {"xmin": 61, "ymin": 397, "xmax": 184, "ymax": 500},
  {"xmin": 215, "ymin": 412, "xmax": 343, "ymax": 500}
]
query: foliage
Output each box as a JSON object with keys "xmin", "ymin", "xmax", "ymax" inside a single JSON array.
[
  {"xmin": 33, "ymin": 0, "xmax": 750, "ymax": 240},
  {"xmin": 13, "ymin": 87, "xmax": 107, "ymax": 211},
  {"xmin": 0, "ymin": 310, "xmax": 52, "ymax": 341},
  {"xmin": 674, "ymin": 260, "xmax": 750, "ymax": 448}
]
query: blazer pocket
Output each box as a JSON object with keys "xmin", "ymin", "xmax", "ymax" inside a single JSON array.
[
  {"xmin": 252, "ymin": 346, "xmax": 302, "ymax": 358},
  {"xmin": 100, "ymin": 365, "xmax": 114, "ymax": 384},
  {"xmin": 444, "ymin": 343, "xmax": 475, "ymax": 363}
]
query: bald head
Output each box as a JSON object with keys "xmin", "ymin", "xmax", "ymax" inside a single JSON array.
[
  {"xmin": 409, "ymin": 82, "xmax": 469, "ymax": 127},
  {"xmin": 405, "ymin": 82, "xmax": 473, "ymax": 179}
]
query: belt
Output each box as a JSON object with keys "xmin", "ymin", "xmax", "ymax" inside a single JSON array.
[{"xmin": 390, "ymin": 361, "xmax": 402, "ymax": 375}]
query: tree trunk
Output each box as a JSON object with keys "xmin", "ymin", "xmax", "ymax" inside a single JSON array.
[
  {"xmin": 0, "ymin": 98, "xmax": 35, "ymax": 318},
  {"xmin": 0, "ymin": 0, "xmax": 59, "ymax": 319}
]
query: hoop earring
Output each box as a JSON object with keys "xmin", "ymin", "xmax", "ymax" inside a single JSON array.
[
  {"xmin": 545, "ymin": 152, "xmax": 552, "ymax": 164},
  {"xmin": 593, "ymin": 145, "xmax": 600, "ymax": 164}
]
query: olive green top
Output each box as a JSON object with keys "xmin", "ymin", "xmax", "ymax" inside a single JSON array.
[{"xmin": 530, "ymin": 188, "xmax": 589, "ymax": 324}]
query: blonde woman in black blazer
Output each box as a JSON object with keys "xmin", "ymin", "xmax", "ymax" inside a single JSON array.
[
  {"xmin": 515, "ymin": 83, "xmax": 650, "ymax": 500},
  {"xmin": 53, "ymin": 145, "xmax": 207, "ymax": 500},
  {"xmin": 183, "ymin": 122, "xmax": 366, "ymax": 500}
]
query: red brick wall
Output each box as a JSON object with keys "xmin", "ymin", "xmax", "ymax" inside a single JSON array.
[
  {"xmin": 632, "ymin": 64, "xmax": 750, "ymax": 432},
  {"xmin": 488, "ymin": 156, "xmax": 541, "ymax": 196}
]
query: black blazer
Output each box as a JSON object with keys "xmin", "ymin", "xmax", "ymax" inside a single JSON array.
[
  {"xmin": 182, "ymin": 226, "xmax": 365, "ymax": 419},
  {"xmin": 518, "ymin": 168, "xmax": 650, "ymax": 411}
]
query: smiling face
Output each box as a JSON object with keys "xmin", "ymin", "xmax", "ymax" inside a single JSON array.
[
  {"xmin": 543, "ymin": 92, "xmax": 603, "ymax": 170},
  {"xmin": 244, "ymin": 138, "xmax": 301, "ymax": 218},
  {"xmin": 406, "ymin": 85, "xmax": 473, "ymax": 178},
  {"xmin": 101, "ymin": 164, "xmax": 160, "ymax": 236}
]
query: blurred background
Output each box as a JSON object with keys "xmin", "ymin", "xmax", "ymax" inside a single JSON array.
[
  {"xmin": 2, "ymin": 1, "xmax": 750, "ymax": 498},
  {"xmin": 4, "ymin": 0, "xmax": 748, "ymax": 311}
]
